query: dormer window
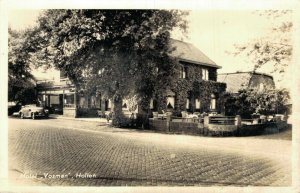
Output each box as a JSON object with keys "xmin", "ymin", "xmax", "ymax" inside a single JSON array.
[
  {"xmin": 202, "ymin": 68, "xmax": 209, "ymax": 80},
  {"xmin": 259, "ymin": 83, "xmax": 265, "ymax": 92}
]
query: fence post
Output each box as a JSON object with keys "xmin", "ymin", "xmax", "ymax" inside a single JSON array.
[
  {"xmin": 166, "ymin": 112, "xmax": 172, "ymax": 132},
  {"xmin": 235, "ymin": 115, "xmax": 241, "ymax": 127},
  {"xmin": 204, "ymin": 116, "xmax": 210, "ymax": 128}
]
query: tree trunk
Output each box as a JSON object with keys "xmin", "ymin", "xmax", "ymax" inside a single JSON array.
[
  {"xmin": 137, "ymin": 96, "xmax": 151, "ymax": 129},
  {"xmin": 112, "ymin": 92, "xmax": 124, "ymax": 127}
]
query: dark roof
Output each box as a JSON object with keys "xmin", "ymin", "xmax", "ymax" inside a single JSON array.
[
  {"xmin": 169, "ymin": 39, "xmax": 221, "ymax": 69},
  {"xmin": 217, "ymin": 71, "xmax": 273, "ymax": 93}
]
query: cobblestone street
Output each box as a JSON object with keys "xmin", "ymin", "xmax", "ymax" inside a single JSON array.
[{"xmin": 8, "ymin": 118, "xmax": 292, "ymax": 186}]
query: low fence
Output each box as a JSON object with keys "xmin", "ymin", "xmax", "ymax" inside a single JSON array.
[
  {"xmin": 149, "ymin": 115, "xmax": 241, "ymax": 136},
  {"xmin": 148, "ymin": 118, "xmax": 207, "ymax": 135},
  {"xmin": 149, "ymin": 114, "xmax": 288, "ymax": 137},
  {"xmin": 203, "ymin": 116, "xmax": 240, "ymax": 134},
  {"xmin": 207, "ymin": 116, "xmax": 237, "ymax": 125}
]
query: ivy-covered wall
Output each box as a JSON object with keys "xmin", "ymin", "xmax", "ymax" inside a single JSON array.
[
  {"xmin": 172, "ymin": 79, "xmax": 226, "ymax": 116},
  {"xmin": 179, "ymin": 61, "xmax": 217, "ymax": 81},
  {"xmin": 152, "ymin": 62, "xmax": 226, "ymax": 116}
]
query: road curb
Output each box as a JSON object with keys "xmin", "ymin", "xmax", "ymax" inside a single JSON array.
[{"xmin": 49, "ymin": 115, "xmax": 109, "ymax": 123}]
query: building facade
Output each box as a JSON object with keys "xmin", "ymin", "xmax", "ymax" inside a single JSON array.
[{"xmin": 36, "ymin": 39, "xmax": 226, "ymax": 117}]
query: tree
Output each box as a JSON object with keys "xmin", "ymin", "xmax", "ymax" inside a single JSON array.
[
  {"xmin": 8, "ymin": 28, "xmax": 36, "ymax": 104},
  {"xmin": 27, "ymin": 10, "xmax": 188, "ymax": 126},
  {"xmin": 223, "ymin": 88, "xmax": 290, "ymax": 118},
  {"xmin": 232, "ymin": 10, "xmax": 292, "ymax": 80}
]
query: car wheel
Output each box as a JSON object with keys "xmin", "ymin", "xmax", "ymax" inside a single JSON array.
[
  {"xmin": 20, "ymin": 113, "xmax": 24, "ymax": 119},
  {"xmin": 32, "ymin": 113, "xmax": 36, "ymax": 120}
]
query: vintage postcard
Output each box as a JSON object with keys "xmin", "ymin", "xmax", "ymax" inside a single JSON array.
[{"xmin": 1, "ymin": 0, "xmax": 299, "ymax": 193}]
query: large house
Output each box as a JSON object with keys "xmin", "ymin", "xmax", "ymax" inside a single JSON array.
[{"xmin": 36, "ymin": 39, "xmax": 226, "ymax": 117}]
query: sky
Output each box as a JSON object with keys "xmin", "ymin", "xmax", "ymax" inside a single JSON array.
[{"xmin": 8, "ymin": 8, "xmax": 293, "ymax": 88}]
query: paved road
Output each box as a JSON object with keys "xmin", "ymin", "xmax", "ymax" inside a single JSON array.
[{"xmin": 8, "ymin": 118, "xmax": 292, "ymax": 186}]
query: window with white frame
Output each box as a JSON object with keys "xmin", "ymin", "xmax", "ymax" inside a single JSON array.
[
  {"xmin": 210, "ymin": 94, "xmax": 216, "ymax": 110},
  {"xmin": 259, "ymin": 83, "xmax": 265, "ymax": 92},
  {"xmin": 186, "ymin": 98, "xmax": 190, "ymax": 109},
  {"xmin": 79, "ymin": 96, "xmax": 86, "ymax": 108},
  {"xmin": 108, "ymin": 99, "xmax": 112, "ymax": 109},
  {"xmin": 90, "ymin": 95, "xmax": 97, "ymax": 108},
  {"xmin": 167, "ymin": 97, "xmax": 175, "ymax": 109},
  {"xmin": 181, "ymin": 66, "xmax": 187, "ymax": 79},
  {"xmin": 195, "ymin": 99, "xmax": 201, "ymax": 109},
  {"xmin": 202, "ymin": 68, "xmax": 209, "ymax": 80},
  {"xmin": 210, "ymin": 98, "xmax": 216, "ymax": 110},
  {"xmin": 122, "ymin": 99, "xmax": 128, "ymax": 109},
  {"xmin": 150, "ymin": 98, "xmax": 154, "ymax": 109}
]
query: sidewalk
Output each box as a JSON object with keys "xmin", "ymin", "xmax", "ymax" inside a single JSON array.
[{"xmin": 49, "ymin": 114, "xmax": 109, "ymax": 123}]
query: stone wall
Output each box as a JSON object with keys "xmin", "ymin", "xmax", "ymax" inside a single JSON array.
[
  {"xmin": 149, "ymin": 119, "xmax": 169, "ymax": 132},
  {"xmin": 169, "ymin": 121, "xmax": 203, "ymax": 135},
  {"xmin": 238, "ymin": 124, "xmax": 265, "ymax": 136},
  {"xmin": 207, "ymin": 124, "xmax": 238, "ymax": 132}
]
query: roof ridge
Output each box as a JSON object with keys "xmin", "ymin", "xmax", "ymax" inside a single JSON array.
[
  {"xmin": 169, "ymin": 39, "xmax": 220, "ymax": 68},
  {"xmin": 219, "ymin": 71, "xmax": 273, "ymax": 78}
]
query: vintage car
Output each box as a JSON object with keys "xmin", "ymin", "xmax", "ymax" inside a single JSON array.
[
  {"xmin": 19, "ymin": 104, "xmax": 49, "ymax": 119},
  {"xmin": 8, "ymin": 101, "xmax": 22, "ymax": 116}
]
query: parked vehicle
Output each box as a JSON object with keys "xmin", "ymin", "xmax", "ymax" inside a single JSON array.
[
  {"xmin": 19, "ymin": 104, "xmax": 49, "ymax": 119},
  {"xmin": 8, "ymin": 101, "xmax": 22, "ymax": 116}
]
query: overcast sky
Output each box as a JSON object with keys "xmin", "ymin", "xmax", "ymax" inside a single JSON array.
[{"xmin": 8, "ymin": 9, "xmax": 293, "ymax": 88}]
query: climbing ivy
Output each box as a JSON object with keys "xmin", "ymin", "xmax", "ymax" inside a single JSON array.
[{"xmin": 172, "ymin": 79, "xmax": 226, "ymax": 115}]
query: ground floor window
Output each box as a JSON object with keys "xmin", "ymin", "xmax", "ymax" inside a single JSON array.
[
  {"xmin": 104, "ymin": 99, "xmax": 112, "ymax": 111},
  {"xmin": 49, "ymin": 95, "xmax": 60, "ymax": 105},
  {"xmin": 150, "ymin": 98, "xmax": 154, "ymax": 109},
  {"xmin": 90, "ymin": 95, "xmax": 97, "ymax": 108},
  {"xmin": 122, "ymin": 99, "xmax": 128, "ymax": 110},
  {"xmin": 64, "ymin": 94, "xmax": 75, "ymax": 108},
  {"xmin": 210, "ymin": 94, "xmax": 216, "ymax": 110},
  {"xmin": 167, "ymin": 97, "xmax": 175, "ymax": 109},
  {"xmin": 79, "ymin": 96, "xmax": 86, "ymax": 108},
  {"xmin": 195, "ymin": 99, "xmax": 201, "ymax": 109},
  {"xmin": 186, "ymin": 98, "xmax": 190, "ymax": 109}
]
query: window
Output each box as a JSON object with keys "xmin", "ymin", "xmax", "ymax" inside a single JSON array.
[
  {"xmin": 150, "ymin": 98, "xmax": 154, "ymax": 109},
  {"xmin": 167, "ymin": 97, "xmax": 175, "ymax": 109},
  {"xmin": 79, "ymin": 96, "xmax": 86, "ymax": 108},
  {"xmin": 90, "ymin": 96, "xmax": 97, "ymax": 108},
  {"xmin": 195, "ymin": 99, "xmax": 201, "ymax": 109},
  {"xmin": 104, "ymin": 99, "xmax": 111, "ymax": 111},
  {"xmin": 64, "ymin": 94, "xmax": 75, "ymax": 108},
  {"xmin": 98, "ymin": 68, "xmax": 105, "ymax": 75},
  {"xmin": 108, "ymin": 99, "xmax": 112, "ymax": 109},
  {"xmin": 122, "ymin": 100, "xmax": 128, "ymax": 110},
  {"xmin": 186, "ymin": 99, "xmax": 190, "ymax": 109},
  {"xmin": 181, "ymin": 66, "xmax": 188, "ymax": 79},
  {"xmin": 49, "ymin": 95, "xmax": 60, "ymax": 105},
  {"xmin": 210, "ymin": 94, "xmax": 216, "ymax": 110},
  {"xmin": 202, "ymin": 68, "xmax": 209, "ymax": 80},
  {"xmin": 259, "ymin": 83, "xmax": 265, "ymax": 92},
  {"xmin": 60, "ymin": 70, "xmax": 67, "ymax": 79}
]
